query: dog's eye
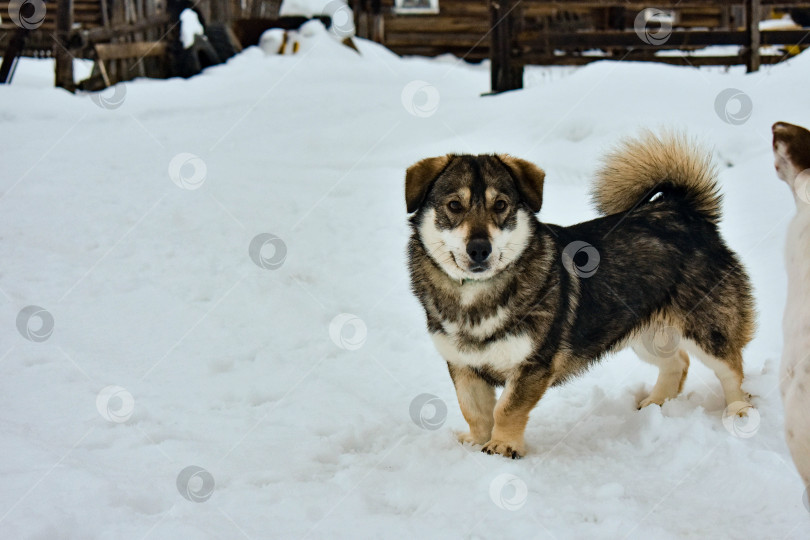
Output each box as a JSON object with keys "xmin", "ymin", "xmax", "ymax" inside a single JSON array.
[
  {"xmin": 493, "ymin": 200, "xmax": 508, "ymax": 213},
  {"xmin": 447, "ymin": 201, "xmax": 463, "ymax": 213}
]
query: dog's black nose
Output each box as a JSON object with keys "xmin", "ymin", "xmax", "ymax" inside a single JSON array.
[{"xmin": 466, "ymin": 238, "xmax": 491, "ymax": 264}]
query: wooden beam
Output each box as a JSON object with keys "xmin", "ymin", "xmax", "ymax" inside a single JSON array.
[
  {"xmin": 515, "ymin": 29, "xmax": 810, "ymax": 50},
  {"xmin": 95, "ymin": 41, "xmax": 167, "ymax": 60},
  {"xmin": 485, "ymin": 0, "xmax": 809, "ymax": 5},
  {"xmin": 100, "ymin": 0, "xmax": 110, "ymax": 28},
  {"xmin": 490, "ymin": 0, "xmax": 523, "ymax": 93},
  {"xmin": 82, "ymin": 13, "xmax": 172, "ymax": 43},
  {"xmin": 520, "ymin": 53, "xmax": 791, "ymax": 66},
  {"xmin": 0, "ymin": 28, "xmax": 28, "ymax": 84},
  {"xmin": 745, "ymin": 0, "xmax": 761, "ymax": 72},
  {"xmin": 55, "ymin": 0, "xmax": 75, "ymax": 91}
]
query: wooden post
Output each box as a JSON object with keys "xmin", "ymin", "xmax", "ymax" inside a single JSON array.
[
  {"xmin": 55, "ymin": 0, "xmax": 75, "ymax": 91},
  {"xmin": 371, "ymin": 0, "xmax": 383, "ymax": 43},
  {"xmin": 0, "ymin": 28, "xmax": 28, "ymax": 84},
  {"xmin": 490, "ymin": 0, "xmax": 523, "ymax": 93},
  {"xmin": 745, "ymin": 0, "xmax": 761, "ymax": 72},
  {"xmin": 352, "ymin": 0, "xmax": 372, "ymax": 40}
]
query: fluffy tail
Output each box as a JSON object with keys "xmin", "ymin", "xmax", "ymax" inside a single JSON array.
[{"xmin": 592, "ymin": 131, "xmax": 722, "ymax": 224}]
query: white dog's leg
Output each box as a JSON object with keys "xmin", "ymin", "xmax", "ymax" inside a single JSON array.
[{"xmin": 773, "ymin": 121, "xmax": 810, "ymax": 487}]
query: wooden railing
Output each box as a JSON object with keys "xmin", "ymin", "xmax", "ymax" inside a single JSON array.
[{"xmin": 490, "ymin": 0, "xmax": 810, "ymax": 92}]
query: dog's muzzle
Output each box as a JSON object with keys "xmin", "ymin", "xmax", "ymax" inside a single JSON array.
[{"xmin": 466, "ymin": 238, "xmax": 491, "ymax": 272}]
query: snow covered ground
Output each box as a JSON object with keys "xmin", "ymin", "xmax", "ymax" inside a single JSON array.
[{"xmin": 2, "ymin": 25, "xmax": 810, "ymax": 539}]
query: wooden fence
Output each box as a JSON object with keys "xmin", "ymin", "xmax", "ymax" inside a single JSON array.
[
  {"xmin": 0, "ymin": 0, "xmax": 328, "ymax": 89},
  {"xmin": 491, "ymin": 0, "xmax": 810, "ymax": 92},
  {"xmin": 352, "ymin": 0, "xmax": 810, "ymax": 93},
  {"xmin": 3, "ymin": 1, "xmax": 808, "ymax": 92}
]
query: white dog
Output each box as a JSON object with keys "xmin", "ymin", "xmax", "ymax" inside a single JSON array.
[{"xmin": 772, "ymin": 121, "xmax": 810, "ymax": 489}]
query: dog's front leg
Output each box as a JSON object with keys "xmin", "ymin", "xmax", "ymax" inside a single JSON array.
[
  {"xmin": 482, "ymin": 367, "xmax": 551, "ymax": 459},
  {"xmin": 448, "ymin": 364, "xmax": 496, "ymax": 445}
]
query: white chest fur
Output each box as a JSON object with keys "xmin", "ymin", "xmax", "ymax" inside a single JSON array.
[
  {"xmin": 440, "ymin": 307, "xmax": 510, "ymax": 339},
  {"xmin": 431, "ymin": 331, "xmax": 534, "ymax": 373}
]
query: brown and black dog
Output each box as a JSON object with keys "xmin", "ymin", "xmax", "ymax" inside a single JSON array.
[{"xmin": 406, "ymin": 132, "xmax": 755, "ymax": 458}]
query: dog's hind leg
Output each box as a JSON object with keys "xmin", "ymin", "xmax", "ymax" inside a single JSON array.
[
  {"xmin": 448, "ymin": 364, "xmax": 496, "ymax": 445},
  {"xmin": 690, "ymin": 348, "xmax": 750, "ymax": 415},
  {"xmin": 632, "ymin": 327, "xmax": 690, "ymax": 408}
]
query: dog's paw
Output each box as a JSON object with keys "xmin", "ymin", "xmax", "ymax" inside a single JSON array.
[
  {"xmin": 725, "ymin": 400, "xmax": 755, "ymax": 418},
  {"xmin": 456, "ymin": 431, "xmax": 490, "ymax": 446},
  {"xmin": 638, "ymin": 395, "xmax": 665, "ymax": 409},
  {"xmin": 481, "ymin": 439, "xmax": 525, "ymax": 459}
]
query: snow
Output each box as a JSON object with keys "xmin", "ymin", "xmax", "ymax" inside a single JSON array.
[
  {"xmin": 761, "ymin": 15, "xmax": 800, "ymax": 30},
  {"xmin": 2, "ymin": 26, "xmax": 810, "ymax": 538},
  {"xmin": 180, "ymin": 9, "xmax": 205, "ymax": 49},
  {"xmin": 281, "ymin": 0, "xmax": 355, "ymax": 38},
  {"xmin": 280, "ymin": 0, "xmax": 347, "ymax": 18}
]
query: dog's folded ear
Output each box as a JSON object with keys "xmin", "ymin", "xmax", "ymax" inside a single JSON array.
[
  {"xmin": 405, "ymin": 155, "xmax": 452, "ymax": 213},
  {"xmin": 497, "ymin": 154, "xmax": 546, "ymax": 213},
  {"xmin": 773, "ymin": 122, "xmax": 810, "ymax": 169}
]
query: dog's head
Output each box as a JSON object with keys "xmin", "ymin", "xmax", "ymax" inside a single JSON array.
[
  {"xmin": 406, "ymin": 154, "xmax": 544, "ymax": 281},
  {"xmin": 773, "ymin": 121, "xmax": 810, "ymax": 187}
]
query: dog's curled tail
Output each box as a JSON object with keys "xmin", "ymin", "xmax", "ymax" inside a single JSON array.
[{"xmin": 593, "ymin": 131, "xmax": 722, "ymax": 223}]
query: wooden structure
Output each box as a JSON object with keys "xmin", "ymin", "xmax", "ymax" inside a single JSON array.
[
  {"xmin": 353, "ymin": 0, "xmax": 492, "ymax": 60},
  {"xmin": 0, "ymin": 0, "xmax": 178, "ymax": 90},
  {"xmin": 352, "ymin": 1, "xmax": 810, "ymax": 93},
  {"xmin": 0, "ymin": 0, "xmax": 330, "ymax": 89},
  {"xmin": 3, "ymin": 1, "xmax": 807, "ymax": 91}
]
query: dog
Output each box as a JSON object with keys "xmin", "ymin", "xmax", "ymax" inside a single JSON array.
[
  {"xmin": 406, "ymin": 132, "xmax": 755, "ymax": 458},
  {"xmin": 772, "ymin": 121, "xmax": 810, "ymax": 488}
]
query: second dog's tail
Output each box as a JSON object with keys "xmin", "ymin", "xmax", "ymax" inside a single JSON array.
[{"xmin": 592, "ymin": 131, "xmax": 722, "ymax": 223}]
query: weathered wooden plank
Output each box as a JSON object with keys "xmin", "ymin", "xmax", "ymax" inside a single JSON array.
[
  {"xmin": 95, "ymin": 40, "xmax": 166, "ymax": 59},
  {"xmin": 100, "ymin": 0, "xmax": 110, "ymax": 27},
  {"xmin": 387, "ymin": 2, "xmax": 490, "ymax": 17},
  {"xmin": 516, "ymin": 29, "xmax": 810, "ymax": 49},
  {"xmin": 55, "ymin": 0, "xmax": 75, "ymax": 91},
  {"xmin": 0, "ymin": 27, "xmax": 27, "ymax": 83},
  {"xmin": 499, "ymin": 0, "xmax": 802, "ymax": 5},
  {"xmin": 746, "ymin": 0, "xmax": 761, "ymax": 72},
  {"xmin": 490, "ymin": 0, "xmax": 523, "ymax": 93},
  {"xmin": 82, "ymin": 13, "xmax": 171, "ymax": 42},
  {"xmin": 385, "ymin": 46, "xmax": 490, "ymax": 59},
  {"xmin": 384, "ymin": 17, "xmax": 489, "ymax": 33},
  {"xmin": 521, "ymin": 52, "xmax": 793, "ymax": 66},
  {"xmin": 378, "ymin": 0, "xmax": 795, "ymax": 8},
  {"xmin": 385, "ymin": 32, "xmax": 494, "ymax": 46}
]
